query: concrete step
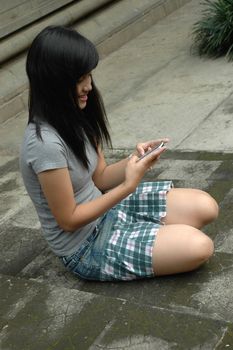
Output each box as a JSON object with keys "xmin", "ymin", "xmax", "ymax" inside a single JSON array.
[
  {"xmin": 0, "ymin": 0, "xmax": 192, "ymax": 124},
  {"xmin": 0, "ymin": 0, "xmax": 74, "ymax": 39},
  {"xmin": 0, "ymin": 0, "xmax": 114, "ymax": 63}
]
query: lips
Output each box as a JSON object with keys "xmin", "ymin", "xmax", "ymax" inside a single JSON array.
[{"xmin": 79, "ymin": 95, "xmax": 88, "ymax": 102}]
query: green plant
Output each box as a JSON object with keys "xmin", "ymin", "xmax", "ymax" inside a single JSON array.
[{"xmin": 192, "ymin": 0, "xmax": 233, "ymax": 60}]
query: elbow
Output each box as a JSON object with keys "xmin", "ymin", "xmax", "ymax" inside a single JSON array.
[
  {"xmin": 59, "ymin": 218, "xmax": 92, "ymax": 233},
  {"xmin": 55, "ymin": 208, "xmax": 85, "ymax": 233},
  {"xmin": 59, "ymin": 220, "xmax": 77, "ymax": 233}
]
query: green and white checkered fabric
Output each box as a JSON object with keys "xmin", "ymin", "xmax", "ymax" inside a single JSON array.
[{"xmin": 100, "ymin": 181, "xmax": 173, "ymax": 281}]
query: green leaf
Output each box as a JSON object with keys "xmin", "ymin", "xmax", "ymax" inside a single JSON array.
[{"xmin": 192, "ymin": 0, "xmax": 233, "ymax": 60}]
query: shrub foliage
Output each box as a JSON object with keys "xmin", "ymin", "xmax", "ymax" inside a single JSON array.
[{"xmin": 193, "ymin": 0, "xmax": 233, "ymax": 60}]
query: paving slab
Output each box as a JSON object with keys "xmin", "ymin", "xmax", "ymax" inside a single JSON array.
[
  {"xmin": 4, "ymin": 151, "xmax": 231, "ymax": 338},
  {"xmin": 0, "ymin": 274, "xmax": 122, "ymax": 350},
  {"xmin": 93, "ymin": 0, "xmax": 233, "ymax": 152},
  {"xmin": 0, "ymin": 273, "xmax": 231, "ymax": 350},
  {"xmin": 179, "ymin": 93, "xmax": 233, "ymax": 152}
]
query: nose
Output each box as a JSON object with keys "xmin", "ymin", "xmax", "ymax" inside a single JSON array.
[{"xmin": 83, "ymin": 75, "xmax": 92, "ymax": 92}]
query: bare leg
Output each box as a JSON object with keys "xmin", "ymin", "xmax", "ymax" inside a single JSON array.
[
  {"xmin": 152, "ymin": 224, "xmax": 214, "ymax": 275},
  {"xmin": 163, "ymin": 188, "xmax": 219, "ymax": 229},
  {"xmin": 151, "ymin": 188, "xmax": 218, "ymax": 276}
]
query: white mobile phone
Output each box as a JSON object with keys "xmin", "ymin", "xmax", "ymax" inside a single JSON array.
[{"xmin": 138, "ymin": 142, "xmax": 165, "ymax": 161}]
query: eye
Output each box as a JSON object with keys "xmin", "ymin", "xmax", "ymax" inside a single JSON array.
[
  {"xmin": 78, "ymin": 75, "xmax": 85, "ymax": 83},
  {"xmin": 78, "ymin": 73, "xmax": 92, "ymax": 83}
]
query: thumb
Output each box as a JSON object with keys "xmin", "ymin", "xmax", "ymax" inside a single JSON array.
[{"xmin": 130, "ymin": 154, "xmax": 139, "ymax": 163}]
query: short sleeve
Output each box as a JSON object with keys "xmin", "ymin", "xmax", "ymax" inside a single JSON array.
[{"xmin": 27, "ymin": 130, "xmax": 68, "ymax": 174}]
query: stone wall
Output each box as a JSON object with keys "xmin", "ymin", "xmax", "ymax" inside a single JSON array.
[{"xmin": 0, "ymin": 0, "xmax": 74, "ymax": 39}]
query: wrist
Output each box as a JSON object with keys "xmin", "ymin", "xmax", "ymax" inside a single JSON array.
[
  {"xmin": 128, "ymin": 150, "xmax": 140, "ymax": 160},
  {"xmin": 122, "ymin": 180, "xmax": 136, "ymax": 195}
]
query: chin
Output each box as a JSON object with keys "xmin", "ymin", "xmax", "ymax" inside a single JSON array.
[{"xmin": 78, "ymin": 102, "xmax": 86, "ymax": 109}]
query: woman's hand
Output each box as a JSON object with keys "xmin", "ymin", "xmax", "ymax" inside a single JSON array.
[
  {"xmin": 135, "ymin": 138, "xmax": 169, "ymax": 157},
  {"xmin": 124, "ymin": 142, "xmax": 167, "ymax": 192}
]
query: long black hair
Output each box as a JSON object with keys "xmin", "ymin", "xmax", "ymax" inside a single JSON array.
[{"xmin": 26, "ymin": 25, "xmax": 112, "ymax": 169}]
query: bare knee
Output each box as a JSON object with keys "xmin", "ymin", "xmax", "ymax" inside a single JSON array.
[
  {"xmin": 191, "ymin": 234, "xmax": 214, "ymax": 264},
  {"xmin": 196, "ymin": 191, "xmax": 219, "ymax": 226},
  {"xmin": 164, "ymin": 188, "xmax": 219, "ymax": 229},
  {"xmin": 152, "ymin": 225, "xmax": 214, "ymax": 276}
]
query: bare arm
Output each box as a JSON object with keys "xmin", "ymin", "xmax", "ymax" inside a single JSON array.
[
  {"xmin": 38, "ymin": 144, "xmax": 166, "ymax": 233},
  {"xmin": 38, "ymin": 167, "xmax": 133, "ymax": 232},
  {"xmin": 93, "ymin": 139, "xmax": 169, "ymax": 192},
  {"xmin": 92, "ymin": 149, "xmax": 128, "ymax": 191}
]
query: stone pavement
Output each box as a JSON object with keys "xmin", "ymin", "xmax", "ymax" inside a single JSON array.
[
  {"xmin": 1, "ymin": 150, "xmax": 233, "ymax": 349},
  {"xmin": 1, "ymin": 0, "xmax": 233, "ymax": 349}
]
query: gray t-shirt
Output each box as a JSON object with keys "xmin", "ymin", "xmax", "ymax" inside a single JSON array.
[{"xmin": 20, "ymin": 123, "xmax": 102, "ymax": 256}]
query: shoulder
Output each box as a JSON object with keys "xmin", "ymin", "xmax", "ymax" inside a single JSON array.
[
  {"xmin": 21, "ymin": 123, "xmax": 68, "ymax": 174},
  {"xmin": 24, "ymin": 123, "xmax": 67, "ymax": 152},
  {"xmin": 26, "ymin": 122, "xmax": 62, "ymax": 141}
]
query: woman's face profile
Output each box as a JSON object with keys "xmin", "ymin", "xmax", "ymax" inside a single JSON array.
[{"xmin": 76, "ymin": 73, "xmax": 92, "ymax": 109}]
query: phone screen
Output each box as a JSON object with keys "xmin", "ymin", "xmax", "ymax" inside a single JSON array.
[{"xmin": 138, "ymin": 142, "xmax": 165, "ymax": 161}]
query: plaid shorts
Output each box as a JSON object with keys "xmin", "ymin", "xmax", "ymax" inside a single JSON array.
[{"xmin": 61, "ymin": 181, "xmax": 173, "ymax": 281}]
